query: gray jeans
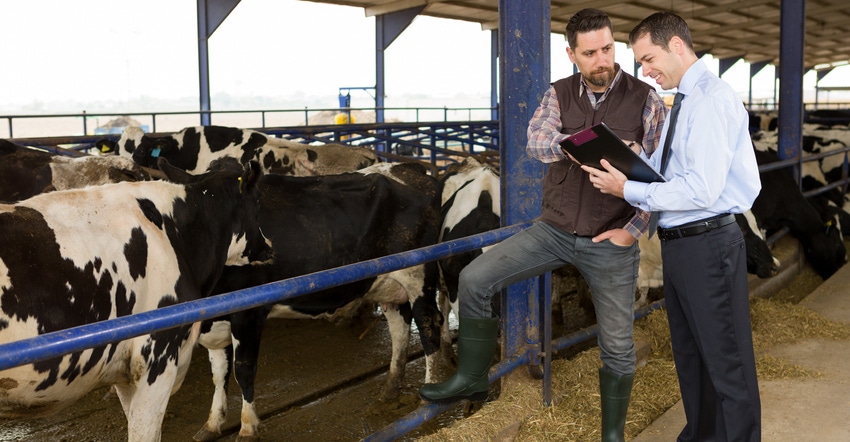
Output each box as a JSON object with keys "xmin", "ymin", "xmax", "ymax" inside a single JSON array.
[{"xmin": 458, "ymin": 221, "xmax": 640, "ymax": 375}]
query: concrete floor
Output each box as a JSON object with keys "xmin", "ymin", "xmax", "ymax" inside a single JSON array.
[{"xmin": 632, "ymin": 257, "xmax": 850, "ymax": 442}]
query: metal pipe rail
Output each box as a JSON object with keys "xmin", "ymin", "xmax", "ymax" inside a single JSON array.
[
  {"xmin": 1, "ymin": 106, "xmax": 496, "ymax": 139},
  {"xmin": 0, "ymin": 223, "xmax": 530, "ymax": 372}
]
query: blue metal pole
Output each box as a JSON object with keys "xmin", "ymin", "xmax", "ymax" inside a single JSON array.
[
  {"xmin": 196, "ymin": 0, "xmax": 240, "ymax": 126},
  {"xmin": 498, "ymin": 0, "xmax": 549, "ymax": 375},
  {"xmin": 777, "ymin": 0, "xmax": 805, "ymax": 162},
  {"xmin": 491, "ymin": 29, "xmax": 499, "ymax": 121}
]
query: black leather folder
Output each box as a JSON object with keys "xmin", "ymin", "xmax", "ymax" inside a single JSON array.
[{"xmin": 559, "ymin": 122, "xmax": 665, "ymax": 183}]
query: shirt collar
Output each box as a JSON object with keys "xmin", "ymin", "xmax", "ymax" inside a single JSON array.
[
  {"xmin": 578, "ymin": 63, "xmax": 623, "ymax": 99},
  {"xmin": 676, "ymin": 58, "xmax": 707, "ymax": 97}
]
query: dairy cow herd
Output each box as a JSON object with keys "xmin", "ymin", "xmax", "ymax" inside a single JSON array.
[{"xmin": 1, "ymin": 121, "xmax": 849, "ymax": 441}]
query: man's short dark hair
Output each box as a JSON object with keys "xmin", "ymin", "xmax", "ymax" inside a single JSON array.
[
  {"xmin": 629, "ymin": 11, "xmax": 694, "ymax": 52},
  {"xmin": 566, "ymin": 8, "xmax": 613, "ymax": 50}
]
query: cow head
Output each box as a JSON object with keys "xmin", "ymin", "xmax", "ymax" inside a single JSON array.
[
  {"xmin": 94, "ymin": 126, "xmax": 148, "ymax": 158},
  {"xmin": 158, "ymin": 157, "xmax": 273, "ymax": 267},
  {"xmin": 133, "ymin": 136, "xmax": 181, "ymax": 170}
]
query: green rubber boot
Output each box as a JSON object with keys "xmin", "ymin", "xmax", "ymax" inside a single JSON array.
[
  {"xmin": 599, "ymin": 368, "xmax": 635, "ymax": 442},
  {"xmin": 419, "ymin": 316, "xmax": 499, "ymax": 404}
]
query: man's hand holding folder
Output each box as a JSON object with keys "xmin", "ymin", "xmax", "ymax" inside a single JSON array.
[{"xmin": 558, "ymin": 123, "xmax": 664, "ymax": 184}]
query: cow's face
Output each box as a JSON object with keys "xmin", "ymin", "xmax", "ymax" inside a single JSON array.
[
  {"xmin": 805, "ymin": 227, "xmax": 847, "ymax": 280},
  {"xmin": 225, "ymin": 161, "xmax": 273, "ymax": 266},
  {"xmin": 133, "ymin": 136, "xmax": 181, "ymax": 170}
]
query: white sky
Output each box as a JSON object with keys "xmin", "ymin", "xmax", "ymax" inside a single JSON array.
[{"xmin": 1, "ymin": 0, "xmax": 847, "ymax": 112}]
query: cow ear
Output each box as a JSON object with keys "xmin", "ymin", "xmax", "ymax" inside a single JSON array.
[
  {"xmin": 241, "ymin": 160, "xmax": 263, "ymax": 192},
  {"xmin": 95, "ymin": 139, "xmax": 117, "ymax": 154},
  {"xmin": 158, "ymin": 157, "xmax": 192, "ymax": 184}
]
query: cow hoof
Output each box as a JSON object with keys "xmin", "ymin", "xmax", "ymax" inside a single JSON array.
[
  {"xmin": 379, "ymin": 384, "xmax": 402, "ymax": 402},
  {"xmin": 527, "ymin": 364, "xmax": 544, "ymax": 380},
  {"xmin": 193, "ymin": 428, "xmax": 222, "ymax": 442}
]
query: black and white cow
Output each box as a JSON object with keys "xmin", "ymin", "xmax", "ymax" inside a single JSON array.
[
  {"xmin": 0, "ymin": 139, "xmax": 154, "ymax": 203},
  {"xmin": 751, "ymin": 125, "xmax": 850, "ymax": 239},
  {"xmin": 432, "ymin": 158, "xmax": 501, "ymax": 362},
  {"xmin": 192, "ymin": 162, "xmax": 444, "ymax": 441},
  {"xmin": 752, "ymin": 148, "xmax": 847, "ymax": 279},
  {"xmin": 436, "ymin": 158, "xmax": 501, "ymax": 313},
  {"xmin": 635, "ymin": 209, "xmax": 779, "ymax": 306},
  {"xmin": 96, "ymin": 125, "xmax": 379, "ymax": 175},
  {"xmin": 0, "ymin": 159, "xmax": 272, "ymax": 442}
]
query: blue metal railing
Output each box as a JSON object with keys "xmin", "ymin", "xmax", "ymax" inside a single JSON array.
[
  {"xmin": 0, "ymin": 106, "xmax": 496, "ymax": 139},
  {"xmin": 0, "ymin": 222, "xmax": 529, "ymax": 372}
]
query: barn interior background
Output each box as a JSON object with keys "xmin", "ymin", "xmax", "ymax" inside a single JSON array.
[{"xmin": 1, "ymin": 0, "xmax": 850, "ymax": 441}]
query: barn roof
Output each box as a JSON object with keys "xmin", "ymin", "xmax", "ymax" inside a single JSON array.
[{"xmin": 307, "ymin": 0, "xmax": 850, "ymax": 71}]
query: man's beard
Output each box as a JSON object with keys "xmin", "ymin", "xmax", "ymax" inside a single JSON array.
[{"xmin": 584, "ymin": 67, "xmax": 615, "ymax": 88}]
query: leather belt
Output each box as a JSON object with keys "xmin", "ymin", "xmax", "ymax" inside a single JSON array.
[{"xmin": 656, "ymin": 213, "xmax": 736, "ymax": 241}]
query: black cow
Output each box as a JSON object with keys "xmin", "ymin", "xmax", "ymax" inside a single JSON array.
[
  {"xmin": 0, "ymin": 139, "xmax": 153, "ymax": 203},
  {"xmin": 0, "ymin": 159, "xmax": 271, "ymax": 442},
  {"xmin": 736, "ymin": 210, "xmax": 781, "ymax": 278},
  {"xmin": 192, "ymin": 162, "xmax": 444, "ymax": 441},
  {"xmin": 752, "ymin": 149, "xmax": 847, "ymax": 279},
  {"xmin": 96, "ymin": 125, "xmax": 379, "ymax": 175}
]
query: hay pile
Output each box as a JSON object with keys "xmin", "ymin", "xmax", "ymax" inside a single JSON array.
[{"xmin": 416, "ymin": 264, "xmax": 850, "ymax": 441}]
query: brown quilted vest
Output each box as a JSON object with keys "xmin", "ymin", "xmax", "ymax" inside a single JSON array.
[{"xmin": 540, "ymin": 72, "xmax": 652, "ymax": 236}]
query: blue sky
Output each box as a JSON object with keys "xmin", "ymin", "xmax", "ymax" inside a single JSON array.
[{"xmin": 1, "ymin": 0, "xmax": 847, "ymax": 112}]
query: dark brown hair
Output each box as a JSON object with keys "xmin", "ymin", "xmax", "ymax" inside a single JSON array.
[
  {"xmin": 629, "ymin": 11, "xmax": 694, "ymax": 52},
  {"xmin": 566, "ymin": 8, "xmax": 613, "ymax": 50}
]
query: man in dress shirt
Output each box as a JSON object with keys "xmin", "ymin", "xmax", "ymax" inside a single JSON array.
[{"xmin": 584, "ymin": 11, "xmax": 762, "ymax": 442}]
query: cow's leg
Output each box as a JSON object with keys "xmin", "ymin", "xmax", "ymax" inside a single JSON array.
[
  {"xmin": 122, "ymin": 377, "xmax": 174, "ymax": 442},
  {"xmin": 118, "ymin": 356, "xmax": 183, "ymax": 442},
  {"xmin": 382, "ymin": 304, "xmax": 411, "ymax": 400},
  {"xmin": 230, "ymin": 308, "xmax": 270, "ymax": 442},
  {"xmin": 437, "ymin": 289, "xmax": 457, "ymax": 370},
  {"xmin": 409, "ymin": 262, "xmax": 445, "ymax": 384},
  {"xmin": 194, "ymin": 346, "xmax": 233, "ymax": 441},
  {"xmin": 195, "ymin": 320, "xmax": 234, "ymax": 441},
  {"xmin": 113, "ymin": 383, "xmax": 134, "ymax": 417}
]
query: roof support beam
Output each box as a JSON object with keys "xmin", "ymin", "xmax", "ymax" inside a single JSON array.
[
  {"xmin": 719, "ymin": 56, "xmax": 743, "ymax": 77},
  {"xmin": 365, "ymin": 0, "xmax": 428, "ymax": 17},
  {"xmin": 777, "ymin": 0, "xmax": 805, "ymax": 163},
  {"xmin": 375, "ymin": 6, "xmax": 425, "ymax": 125},
  {"xmin": 491, "ymin": 29, "xmax": 499, "ymax": 121},
  {"xmin": 499, "ymin": 0, "xmax": 549, "ymax": 400},
  {"xmin": 197, "ymin": 0, "xmax": 240, "ymax": 126},
  {"xmin": 815, "ymin": 67, "xmax": 836, "ymax": 107},
  {"xmin": 748, "ymin": 60, "xmax": 771, "ymax": 108}
]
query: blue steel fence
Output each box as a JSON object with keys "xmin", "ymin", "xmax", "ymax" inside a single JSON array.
[{"xmin": 0, "ymin": 223, "xmax": 530, "ymax": 372}]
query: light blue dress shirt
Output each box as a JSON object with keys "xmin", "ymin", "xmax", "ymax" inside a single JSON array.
[{"xmin": 623, "ymin": 59, "xmax": 761, "ymax": 229}]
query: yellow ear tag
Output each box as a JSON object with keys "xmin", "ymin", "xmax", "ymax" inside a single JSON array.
[
  {"xmin": 100, "ymin": 145, "xmax": 110, "ymax": 153},
  {"xmin": 238, "ymin": 176, "xmax": 243, "ymax": 194}
]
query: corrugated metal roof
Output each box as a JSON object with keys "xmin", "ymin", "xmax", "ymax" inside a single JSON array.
[{"xmin": 305, "ymin": 0, "xmax": 850, "ymax": 70}]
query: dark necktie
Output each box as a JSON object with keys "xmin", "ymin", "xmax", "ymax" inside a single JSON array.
[{"xmin": 648, "ymin": 92, "xmax": 684, "ymax": 237}]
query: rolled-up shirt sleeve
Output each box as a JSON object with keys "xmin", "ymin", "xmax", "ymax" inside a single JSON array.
[{"xmin": 526, "ymin": 86, "xmax": 569, "ymax": 163}]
